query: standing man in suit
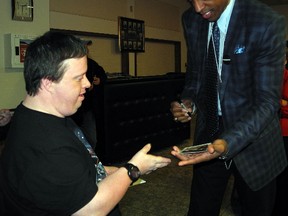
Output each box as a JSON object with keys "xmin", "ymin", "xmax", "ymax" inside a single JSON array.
[{"xmin": 170, "ymin": 0, "xmax": 287, "ymax": 215}]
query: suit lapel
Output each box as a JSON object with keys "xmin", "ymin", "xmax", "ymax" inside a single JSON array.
[
  {"xmin": 199, "ymin": 20, "xmax": 209, "ymax": 67},
  {"xmin": 192, "ymin": 14, "xmax": 209, "ymax": 75},
  {"xmin": 219, "ymin": 0, "xmax": 246, "ymax": 102}
]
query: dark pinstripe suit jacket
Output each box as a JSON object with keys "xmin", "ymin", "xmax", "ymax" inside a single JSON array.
[{"xmin": 181, "ymin": 0, "xmax": 287, "ymax": 190}]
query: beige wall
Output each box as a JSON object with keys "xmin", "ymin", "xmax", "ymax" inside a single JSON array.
[
  {"xmin": 49, "ymin": 0, "xmax": 190, "ymax": 75},
  {"xmin": 1, "ymin": 0, "xmax": 288, "ymax": 109},
  {"xmin": 0, "ymin": 0, "xmax": 50, "ymax": 108},
  {"xmin": 0, "ymin": 0, "xmax": 190, "ymax": 108}
]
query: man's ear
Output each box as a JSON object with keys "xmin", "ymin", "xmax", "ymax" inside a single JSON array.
[{"xmin": 40, "ymin": 78, "xmax": 53, "ymax": 92}]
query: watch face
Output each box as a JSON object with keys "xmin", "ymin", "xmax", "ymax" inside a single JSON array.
[
  {"xmin": 124, "ymin": 163, "xmax": 141, "ymax": 183},
  {"xmin": 130, "ymin": 166, "xmax": 141, "ymax": 179},
  {"xmin": 12, "ymin": 0, "xmax": 33, "ymax": 21}
]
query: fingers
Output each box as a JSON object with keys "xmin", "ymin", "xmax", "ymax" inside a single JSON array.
[
  {"xmin": 170, "ymin": 101, "xmax": 182, "ymax": 108},
  {"xmin": 171, "ymin": 150, "xmax": 191, "ymax": 162},
  {"xmin": 130, "ymin": 143, "xmax": 171, "ymax": 175},
  {"xmin": 154, "ymin": 156, "xmax": 171, "ymax": 167},
  {"xmin": 171, "ymin": 145, "xmax": 220, "ymax": 167},
  {"xmin": 170, "ymin": 102, "xmax": 182, "ymax": 115},
  {"xmin": 212, "ymin": 139, "xmax": 227, "ymax": 155},
  {"xmin": 172, "ymin": 146, "xmax": 180, "ymax": 152},
  {"xmin": 149, "ymin": 155, "xmax": 171, "ymax": 170},
  {"xmin": 170, "ymin": 101, "xmax": 192, "ymax": 123},
  {"xmin": 175, "ymin": 152, "xmax": 212, "ymax": 166},
  {"xmin": 141, "ymin": 143, "xmax": 152, "ymax": 154},
  {"xmin": 141, "ymin": 143, "xmax": 171, "ymax": 165},
  {"xmin": 178, "ymin": 160, "xmax": 197, "ymax": 166},
  {"xmin": 144, "ymin": 156, "xmax": 171, "ymax": 175}
]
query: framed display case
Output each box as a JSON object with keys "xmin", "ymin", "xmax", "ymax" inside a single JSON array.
[
  {"xmin": 118, "ymin": 17, "xmax": 145, "ymax": 52},
  {"xmin": 12, "ymin": 0, "xmax": 34, "ymax": 21}
]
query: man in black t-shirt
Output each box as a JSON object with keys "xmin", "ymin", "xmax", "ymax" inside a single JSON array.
[{"xmin": 0, "ymin": 31, "xmax": 171, "ymax": 216}]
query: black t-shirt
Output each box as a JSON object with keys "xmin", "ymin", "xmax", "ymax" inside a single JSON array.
[{"xmin": 0, "ymin": 104, "xmax": 97, "ymax": 215}]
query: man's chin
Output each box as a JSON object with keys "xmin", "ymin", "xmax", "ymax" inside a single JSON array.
[
  {"xmin": 76, "ymin": 103, "xmax": 82, "ymax": 110},
  {"xmin": 71, "ymin": 102, "xmax": 83, "ymax": 114}
]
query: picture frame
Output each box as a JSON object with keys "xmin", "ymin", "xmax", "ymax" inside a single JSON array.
[
  {"xmin": 118, "ymin": 17, "xmax": 145, "ymax": 52},
  {"xmin": 12, "ymin": 0, "xmax": 34, "ymax": 21}
]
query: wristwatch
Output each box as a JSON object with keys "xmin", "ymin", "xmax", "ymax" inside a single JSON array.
[{"xmin": 123, "ymin": 163, "xmax": 141, "ymax": 184}]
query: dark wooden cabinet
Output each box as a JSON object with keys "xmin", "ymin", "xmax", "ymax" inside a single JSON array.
[{"xmin": 95, "ymin": 74, "xmax": 190, "ymax": 163}]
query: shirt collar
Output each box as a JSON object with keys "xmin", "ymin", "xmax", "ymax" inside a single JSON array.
[{"xmin": 217, "ymin": 0, "xmax": 235, "ymax": 34}]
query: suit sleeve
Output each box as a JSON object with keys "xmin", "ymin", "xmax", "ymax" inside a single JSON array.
[
  {"xmin": 222, "ymin": 14, "xmax": 287, "ymax": 158},
  {"xmin": 181, "ymin": 9, "xmax": 200, "ymax": 102}
]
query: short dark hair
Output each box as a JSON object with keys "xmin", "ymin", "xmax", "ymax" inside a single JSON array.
[{"xmin": 24, "ymin": 31, "xmax": 88, "ymax": 96}]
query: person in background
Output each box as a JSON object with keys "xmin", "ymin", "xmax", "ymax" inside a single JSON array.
[
  {"xmin": 0, "ymin": 31, "xmax": 171, "ymax": 216},
  {"xmin": 273, "ymin": 51, "xmax": 288, "ymax": 216},
  {"xmin": 170, "ymin": 0, "xmax": 287, "ymax": 215},
  {"xmin": 0, "ymin": 109, "xmax": 13, "ymax": 128},
  {"xmin": 72, "ymin": 40, "xmax": 107, "ymax": 147},
  {"xmin": 0, "ymin": 109, "xmax": 13, "ymax": 155}
]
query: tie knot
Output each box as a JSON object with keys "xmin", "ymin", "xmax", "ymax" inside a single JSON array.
[
  {"xmin": 213, "ymin": 22, "xmax": 218, "ymax": 29},
  {"xmin": 213, "ymin": 22, "xmax": 219, "ymax": 35}
]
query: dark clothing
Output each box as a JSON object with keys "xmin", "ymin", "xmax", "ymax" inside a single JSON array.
[
  {"xmin": 181, "ymin": 0, "xmax": 287, "ymax": 215},
  {"xmin": 273, "ymin": 137, "xmax": 288, "ymax": 216},
  {"xmin": 188, "ymin": 119, "xmax": 277, "ymax": 216},
  {"xmin": 82, "ymin": 58, "xmax": 107, "ymax": 115},
  {"xmin": 0, "ymin": 124, "xmax": 10, "ymax": 141},
  {"xmin": 72, "ymin": 58, "xmax": 107, "ymax": 147},
  {"xmin": 0, "ymin": 104, "xmax": 97, "ymax": 215},
  {"xmin": 273, "ymin": 67, "xmax": 288, "ymax": 216}
]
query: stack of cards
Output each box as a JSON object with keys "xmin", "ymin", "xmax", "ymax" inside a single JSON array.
[{"xmin": 180, "ymin": 143, "xmax": 210, "ymax": 155}]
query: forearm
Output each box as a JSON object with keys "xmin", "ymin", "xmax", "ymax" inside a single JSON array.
[{"xmin": 72, "ymin": 167, "xmax": 131, "ymax": 216}]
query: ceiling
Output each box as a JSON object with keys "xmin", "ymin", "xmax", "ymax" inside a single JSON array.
[{"xmin": 259, "ymin": 0, "xmax": 288, "ymax": 5}]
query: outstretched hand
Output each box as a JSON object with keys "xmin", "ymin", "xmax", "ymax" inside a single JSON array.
[
  {"xmin": 129, "ymin": 143, "xmax": 171, "ymax": 175},
  {"xmin": 171, "ymin": 139, "xmax": 228, "ymax": 166}
]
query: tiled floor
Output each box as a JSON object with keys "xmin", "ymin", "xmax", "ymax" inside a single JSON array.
[{"xmin": 119, "ymin": 140, "xmax": 238, "ymax": 216}]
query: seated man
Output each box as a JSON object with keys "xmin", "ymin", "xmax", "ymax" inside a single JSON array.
[{"xmin": 0, "ymin": 31, "xmax": 171, "ymax": 216}]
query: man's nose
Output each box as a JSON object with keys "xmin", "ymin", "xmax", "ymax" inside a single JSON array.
[
  {"xmin": 193, "ymin": 0, "xmax": 205, "ymax": 12},
  {"xmin": 84, "ymin": 75, "xmax": 91, "ymax": 89}
]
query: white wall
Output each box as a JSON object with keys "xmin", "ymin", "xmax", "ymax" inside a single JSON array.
[{"xmin": 0, "ymin": 0, "xmax": 49, "ymax": 108}]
